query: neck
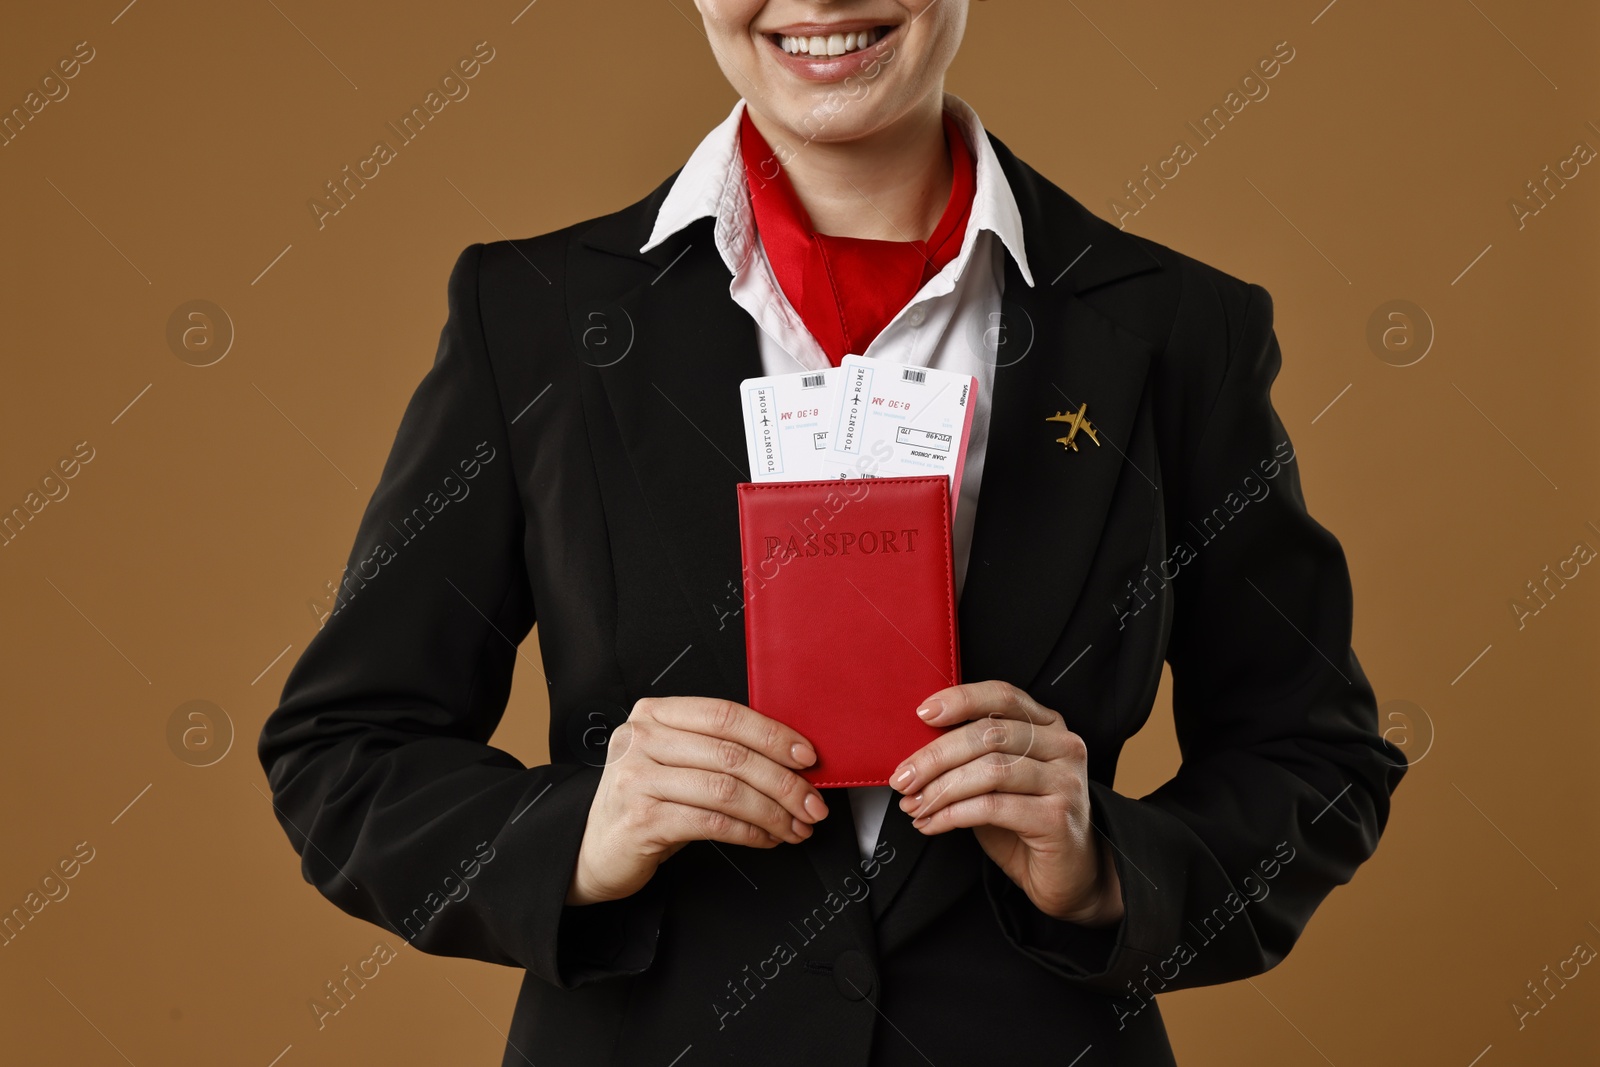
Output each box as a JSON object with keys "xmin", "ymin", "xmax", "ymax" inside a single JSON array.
[{"xmin": 746, "ymin": 92, "xmax": 953, "ymax": 242}]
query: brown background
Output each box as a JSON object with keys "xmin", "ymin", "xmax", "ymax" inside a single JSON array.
[{"xmin": 2, "ymin": 1, "xmax": 1595, "ymax": 1064}]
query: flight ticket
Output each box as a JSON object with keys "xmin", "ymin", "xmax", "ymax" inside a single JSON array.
[
  {"xmin": 739, "ymin": 355, "xmax": 977, "ymax": 513},
  {"xmin": 738, "ymin": 366, "xmax": 840, "ymax": 482}
]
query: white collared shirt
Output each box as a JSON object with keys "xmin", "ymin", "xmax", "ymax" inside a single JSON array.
[{"xmin": 643, "ymin": 92, "xmax": 1035, "ymax": 859}]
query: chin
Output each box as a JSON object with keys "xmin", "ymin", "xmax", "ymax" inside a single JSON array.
[
  {"xmin": 742, "ymin": 58, "xmax": 928, "ymax": 149},
  {"xmin": 755, "ymin": 94, "xmax": 904, "ymax": 146}
]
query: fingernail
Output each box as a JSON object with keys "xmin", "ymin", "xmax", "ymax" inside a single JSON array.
[
  {"xmin": 803, "ymin": 793, "xmax": 828, "ymax": 821},
  {"xmin": 916, "ymin": 698, "xmax": 944, "ymax": 720},
  {"xmin": 791, "ymin": 816, "xmax": 812, "ymax": 839},
  {"xmin": 893, "ymin": 764, "xmax": 914, "ymax": 788},
  {"xmin": 791, "ymin": 742, "xmax": 817, "ymax": 767},
  {"xmin": 912, "ymin": 816, "xmax": 930, "ymax": 829}
]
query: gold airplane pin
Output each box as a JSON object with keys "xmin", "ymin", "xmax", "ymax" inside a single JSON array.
[{"xmin": 1046, "ymin": 403, "xmax": 1101, "ymax": 452}]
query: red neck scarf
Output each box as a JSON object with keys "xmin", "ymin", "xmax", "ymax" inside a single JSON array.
[{"xmin": 738, "ymin": 108, "xmax": 977, "ymax": 366}]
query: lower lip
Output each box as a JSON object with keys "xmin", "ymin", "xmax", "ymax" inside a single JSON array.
[{"xmin": 763, "ymin": 25, "xmax": 900, "ymax": 83}]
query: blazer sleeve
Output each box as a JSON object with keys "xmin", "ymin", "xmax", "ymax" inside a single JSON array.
[
  {"xmin": 257, "ymin": 242, "xmax": 663, "ymax": 990},
  {"xmin": 985, "ymin": 280, "xmax": 1408, "ymax": 994}
]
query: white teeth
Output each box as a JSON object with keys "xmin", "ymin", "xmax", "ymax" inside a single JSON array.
[{"xmin": 779, "ymin": 27, "xmax": 881, "ymax": 57}]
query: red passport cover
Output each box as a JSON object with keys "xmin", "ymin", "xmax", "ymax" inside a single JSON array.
[{"xmin": 737, "ymin": 475, "xmax": 959, "ymax": 787}]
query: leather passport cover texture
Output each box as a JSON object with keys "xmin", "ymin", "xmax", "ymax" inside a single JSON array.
[{"xmin": 737, "ymin": 475, "xmax": 960, "ymax": 787}]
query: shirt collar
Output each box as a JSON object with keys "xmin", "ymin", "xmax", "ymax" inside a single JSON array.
[{"xmin": 641, "ymin": 92, "xmax": 1034, "ymax": 288}]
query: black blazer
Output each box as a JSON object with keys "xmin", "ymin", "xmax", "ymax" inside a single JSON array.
[{"xmin": 258, "ymin": 128, "xmax": 1407, "ymax": 1066}]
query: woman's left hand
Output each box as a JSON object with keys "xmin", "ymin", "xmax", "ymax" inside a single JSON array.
[{"xmin": 891, "ymin": 680, "xmax": 1124, "ymax": 928}]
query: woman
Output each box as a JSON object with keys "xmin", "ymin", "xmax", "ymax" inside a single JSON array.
[{"xmin": 259, "ymin": 3, "xmax": 1407, "ymax": 1064}]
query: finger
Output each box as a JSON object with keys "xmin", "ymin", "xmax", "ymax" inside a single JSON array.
[
  {"xmin": 911, "ymin": 790, "xmax": 1060, "ymax": 838},
  {"xmin": 892, "ymin": 710, "xmax": 1073, "ymax": 795},
  {"xmin": 638, "ymin": 697, "xmax": 819, "ymax": 772},
  {"xmin": 658, "ymin": 801, "xmax": 786, "ymax": 849},
  {"xmin": 649, "ymin": 765, "xmax": 811, "ymax": 844},
  {"xmin": 900, "ymin": 752, "xmax": 1057, "ymax": 822},
  {"xmin": 913, "ymin": 680, "xmax": 1060, "ymax": 729},
  {"xmin": 639, "ymin": 724, "xmax": 829, "ymax": 825}
]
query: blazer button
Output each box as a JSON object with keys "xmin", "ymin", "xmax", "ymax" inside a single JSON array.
[{"xmin": 832, "ymin": 949, "xmax": 876, "ymax": 1001}]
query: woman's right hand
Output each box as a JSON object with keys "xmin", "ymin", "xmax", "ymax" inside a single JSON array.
[{"xmin": 564, "ymin": 697, "xmax": 831, "ymax": 905}]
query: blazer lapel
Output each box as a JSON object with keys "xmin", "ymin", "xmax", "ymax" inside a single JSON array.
[
  {"xmin": 572, "ymin": 207, "xmax": 761, "ymax": 699},
  {"xmin": 576, "ymin": 201, "xmax": 875, "ymax": 909},
  {"xmin": 958, "ymin": 134, "xmax": 1165, "ymax": 690},
  {"xmin": 955, "ymin": 264, "xmax": 1162, "ymax": 688},
  {"xmin": 868, "ymin": 135, "xmax": 1167, "ymax": 922}
]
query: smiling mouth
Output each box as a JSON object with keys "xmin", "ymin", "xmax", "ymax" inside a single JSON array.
[{"xmin": 768, "ymin": 26, "xmax": 892, "ymax": 57}]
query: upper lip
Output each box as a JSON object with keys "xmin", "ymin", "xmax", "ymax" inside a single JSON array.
[{"xmin": 763, "ymin": 20, "xmax": 895, "ymax": 36}]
